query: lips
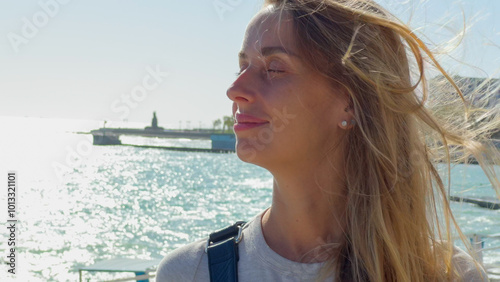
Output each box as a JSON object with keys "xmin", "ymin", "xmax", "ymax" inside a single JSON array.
[{"xmin": 234, "ymin": 113, "xmax": 269, "ymax": 131}]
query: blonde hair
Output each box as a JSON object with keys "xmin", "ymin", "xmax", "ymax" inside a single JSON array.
[{"xmin": 263, "ymin": 0, "xmax": 499, "ymax": 281}]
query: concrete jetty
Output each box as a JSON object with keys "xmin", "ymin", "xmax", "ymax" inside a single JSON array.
[
  {"xmin": 90, "ymin": 128, "xmax": 235, "ymax": 152},
  {"xmin": 88, "ymin": 113, "xmax": 236, "ymax": 152},
  {"xmin": 449, "ymin": 195, "xmax": 500, "ymax": 210}
]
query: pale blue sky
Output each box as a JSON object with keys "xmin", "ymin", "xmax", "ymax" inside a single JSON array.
[{"xmin": 0, "ymin": 0, "xmax": 498, "ymax": 127}]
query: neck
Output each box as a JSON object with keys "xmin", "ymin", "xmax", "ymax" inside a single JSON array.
[{"xmin": 261, "ymin": 155, "xmax": 347, "ymax": 263}]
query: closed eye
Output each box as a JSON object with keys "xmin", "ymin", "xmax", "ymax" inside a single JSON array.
[
  {"xmin": 235, "ymin": 62, "xmax": 249, "ymax": 77},
  {"xmin": 235, "ymin": 67, "xmax": 246, "ymax": 77},
  {"xmin": 266, "ymin": 59, "xmax": 286, "ymax": 78},
  {"xmin": 265, "ymin": 68, "xmax": 285, "ymax": 79}
]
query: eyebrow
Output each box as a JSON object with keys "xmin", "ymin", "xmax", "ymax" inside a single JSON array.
[{"xmin": 238, "ymin": 46, "xmax": 299, "ymax": 59}]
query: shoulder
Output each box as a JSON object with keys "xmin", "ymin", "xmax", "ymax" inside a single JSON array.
[
  {"xmin": 451, "ymin": 246, "xmax": 488, "ymax": 281},
  {"xmin": 156, "ymin": 238, "xmax": 209, "ymax": 282},
  {"xmin": 155, "ymin": 213, "xmax": 265, "ymax": 282}
]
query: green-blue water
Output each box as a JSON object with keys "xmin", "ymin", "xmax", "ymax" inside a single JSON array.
[{"xmin": 0, "ymin": 116, "xmax": 498, "ymax": 281}]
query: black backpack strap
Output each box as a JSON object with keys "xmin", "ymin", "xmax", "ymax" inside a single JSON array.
[{"xmin": 205, "ymin": 221, "xmax": 246, "ymax": 282}]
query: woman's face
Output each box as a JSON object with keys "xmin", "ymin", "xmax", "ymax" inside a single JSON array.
[{"xmin": 227, "ymin": 6, "xmax": 350, "ymax": 170}]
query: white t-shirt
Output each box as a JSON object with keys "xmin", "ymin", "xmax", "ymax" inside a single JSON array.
[{"xmin": 156, "ymin": 211, "xmax": 488, "ymax": 281}]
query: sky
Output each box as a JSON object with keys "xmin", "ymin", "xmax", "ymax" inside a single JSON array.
[{"xmin": 0, "ymin": 0, "xmax": 498, "ymax": 128}]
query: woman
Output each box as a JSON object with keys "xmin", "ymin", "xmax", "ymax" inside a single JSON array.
[{"xmin": 157, "ymin": 0, "xmax": 499, "ymax": 281}]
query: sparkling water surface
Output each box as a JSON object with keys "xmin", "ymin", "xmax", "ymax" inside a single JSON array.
[{"xmin": 0, "ymin": 116, "xmax": 498, "ymax": 281}]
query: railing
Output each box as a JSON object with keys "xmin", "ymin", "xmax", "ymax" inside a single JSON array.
[
  {"xmin": 104, "ymin": 273, "xmax": 155, "ymax": 282},
  {"xmin": 467, "ymin": 233, "xmax": 500, "ymax": 279},
  {"xmin": 468, "ymin": 233, "xmax": 500, "ymax": 264}
]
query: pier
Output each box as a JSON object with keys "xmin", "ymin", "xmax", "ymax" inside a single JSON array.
[
  {"xmin": 90, "ymin": 128, "xmax": 235, "ymax": 152},
  {"xmin": 449, "ymin": 195, "xmax": 500, "ymax": 210},
  {"xmin": 89, "ymin": 113, "xmax": 236, "ymax": 152},
  {"xmin": 91, "ymin": 127, "xmax": 213, "ymax": 141},
  {"xmin": 121, "ymin": 143, "xmax": 234, "ymax": 153}
]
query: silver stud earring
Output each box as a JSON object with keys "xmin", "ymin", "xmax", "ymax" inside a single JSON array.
[{"xmin": 341, "ymin": 120, "xmax": 347, "ymax": 127}]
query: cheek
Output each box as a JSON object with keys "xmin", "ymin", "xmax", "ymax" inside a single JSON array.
[
  {"xmin": 266, "ymin": 80, "xmax": 340, "ymax": 135},
  {"xmin": 301, "ymin": 93, "xmax": 339, "ymax": 128}
]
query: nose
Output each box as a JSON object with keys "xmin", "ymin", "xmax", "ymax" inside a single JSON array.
[{"xmin": 226, "ymin": 68, "xmax": 256, "ymax": 104}]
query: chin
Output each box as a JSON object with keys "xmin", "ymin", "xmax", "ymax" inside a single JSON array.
[
  {"xmin": 235, "ymin": 139, "xmax": 286, "ymax": 173},
  {"xmin": 234, "ymin": 138, "xmax": 270, "ymax": 165},
  {"xmin": 235, "ymin": 139, "xmax": 258, "ymax": 163}
]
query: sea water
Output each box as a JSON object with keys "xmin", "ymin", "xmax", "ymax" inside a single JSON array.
[{"xmin": 0, "ymin": 116, "xmax": 498, "ymax": 281}]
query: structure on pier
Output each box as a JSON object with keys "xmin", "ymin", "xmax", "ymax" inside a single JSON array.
[{"xmin": 144, "ymin": 112, "xmax": 164, "ymax": 131}]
